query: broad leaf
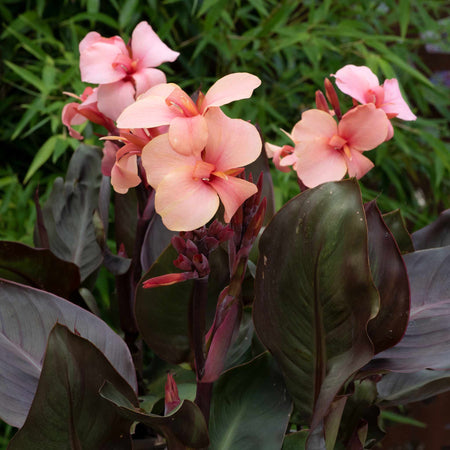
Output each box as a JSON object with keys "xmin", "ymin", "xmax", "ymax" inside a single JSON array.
[
  {"xmin": 282, "ymin": 431, "xmax": 308, "ymax": 450},
  {"xmin": 377, "ymin": 369, "xmax": 450, "ymax": 406},
  {"xmin": 365, "ymin": 202, "xmax": 410, "ymax": 354},
  {"xmin": 209, "ymin": 353, "xmax": 292, "ymax": 450},
  {"xmin": 253, "ymin": 180, "xmax": 379, "ymax": 430},
  {"xmin": 0, "ymin": 279, "xmax": 137, "ymax": 428},
  {"xmin": 0, "ymin": 241, "xmax": 80, "ymax": 298},
  {"xmin": 412, "ymin": 209, "xmax": 450, "ymax": 250},
  {"xmin": 9, "ymin": 325, "xmax": 137, "ymax": 449},
  {"xmin": 382, "ymin": 209, "xmax": 414, "ymax": 253},
  {"xmin": 100, "ymin": 380, "xmax": 209, "ymax": 449},
  {"xmin": 114, "ymin": 189, "xmax": 138, "ymax": 258},
  {"xmin": 37, "ymin": 145, "xmax": 103, "ymax": 281},
  {"xmin": 135, "ymin": 245, "xmax": 229, "ymax": 364},
  {"xmin": 368, "ymin": 245, "xmax": 450, "ymax": 371}
]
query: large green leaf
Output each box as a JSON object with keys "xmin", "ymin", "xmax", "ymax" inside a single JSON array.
[
  {"xmin": 37, "ymin": 145, "xmax": 103, "ymax": 281},
  {"xmin": 365, "ymin": 201, "xmax": 410, "ymax": 354},
  {"xmin": 0, "ymin": 279, "xmax": 137, "ymax": 428},
  {"xmin": 253, "ymin": 180, "xmax": 379, "ymax": 431},
  {"xmin": 0, "ymin": 241, "xmax": 80, "ymax": 298},
  {"xmin": 100, "ymin": 380, "xmax": 209, "ymax": 449},
  {"xmin": 135, "ymin": 245, "xmax": 229, "ymax": 364},
  {"xmin": 209, "ymin": 353, "xmax": 292, "ymax": 450},
  {"xmin": 8, "ymin": 325, "xmax": 137, "ymax": 449}
]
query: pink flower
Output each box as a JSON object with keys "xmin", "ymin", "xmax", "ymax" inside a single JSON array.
[
  {"xmin": 288, "ymin": 104, "xmax": 390, "ymax": 188},
  {"xmin": 265, "ymin": 142, "xmax": 294, "ymax": 173},
  {"xmin": 141, "ymin": 108, "xmax": 261, "ymax": 231},
  {"xmin": 79, "ymin": 21, "xmax": 179, "ymax": 120},
  {"xmin": 62, "ymin": 87, "xmax": 116, "ymax": 139},
  {"xmin": 117, "ymin": 72, "xmax": 261, "ymax": 156},
  {"xmin": 333, "ymin": 64, "xmax": 417, "ymax": 122}
]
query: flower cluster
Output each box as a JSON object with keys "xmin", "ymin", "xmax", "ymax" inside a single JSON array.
[{"xmin": 266, "ymin": 65, "xmax": 417, "ymax": 188}]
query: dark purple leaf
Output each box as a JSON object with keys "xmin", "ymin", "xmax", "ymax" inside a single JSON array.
[
  {"xmin": 38, "ymin": 145, "xmax": 103, "ymax": 281},
  {"xmin": 0, "ymin": 241, "xmax": 80, "ymax": 299},
  {"xmin": 114, "ymin": 189, "xmax": 138, "ymax": 258},
  {"xmin": 382, "ymin": 209, "xmax": 414, "ymax": 254},
  {"xmin": 367, "ymin": 245, "xmax": 450, "ymax": 371},
  {"xmin": 8, "ymin": 325, "xmax": 137, "ymax": 450},
  {"xmin": 412, "ymin": 209, "xmax": 450, "ymax": 250},
  {"xmin": 100, "ymin": 380, "xmax": 209, "ymax": 449},
  {"xmin": 0, "ymin": 279, "xmax": 137, "ymax": 428},
  {"xmin": 253, "ymin": 179, "xmax": 379, "ymax": 430},
  {"xmin": 365, "ymin": 202, "xmax": 410, "ymax": 353}
]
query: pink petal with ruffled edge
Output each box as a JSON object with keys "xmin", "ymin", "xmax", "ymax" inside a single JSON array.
[
  {"xmin": 345, "ymin": 149, "xmax": 374, "ymax": 179},
  {"xmin": 201, "ymin": 73, "xmax": 261, "ymax": 112},
  {"xmin": 141, "ymin": 134, "xmax": 197, "ymax": 188},
  {"xmin": 338, "ymin": 104, "xmax": 389, "ymax": 151},
  {"xmin": 209, "ymin": 176, "xmax": 258, "ymax": 223},
  {"xmin": 62, "ymin": 103, "xmax": 86, "ymax": 140},
  {"xmin": 296, "ymin": 140, "xmax": 348, "ymax": 188},
  {"xmin": 382, "ymin": 79, "xmax": 417, "ymax": 120},
  {"xmin": 131, "ymin": 21, "xmax": 179, "ymax": 69},
  {"xmin": 203, "ymin": 108, "xmax": 261, "ymax": 171},
  {"xmin": 79, "ymin": 35, "xmax": 128, "ymax": 84},
  {"xmin": 265, "ymin": 143, "xmax": 292, "ymax": 173},
  {"xmin": 155, "ymin": 168, "xmax": 220, "ymax": 231},
  {"xmin": 97, "ymin": 80, "xmax": 136, "ymax": 121},
  {"xmin": 169, "ymin": 115, "xmax": 208, "ymax": 156},
  {"xmin": 291, "ymin": 109, "xmax": 337, "ymax": 143},
  {"xmin": 111, "ymin": 154, "xmax": 141, "ymax": 194},
  {"xmin": 333, "ymin": 65, "xmax": 380, "ymax": 105},
  {"xmin": 133, "ymin": 68, "xmax": 167, "ymax": 97},
  {"xmin": 117, "ymin": 94, "xmax": 181, "ymax": 129},
  {"xmin": 278, "ymin": 152, "xmax": 299, "ymax": 170}
]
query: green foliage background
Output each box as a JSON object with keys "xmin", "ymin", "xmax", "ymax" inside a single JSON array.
[{"xmin": 1, "ymin": 0, "xmax": 449, "ymax": 246}]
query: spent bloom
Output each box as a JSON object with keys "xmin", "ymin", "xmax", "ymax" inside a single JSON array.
[
  {"xmin": 79, "ymin": 21, "xmax": 179, "ymax": 120},
  {"xmin": 141, "ymin": 108, "xmax": 261, "ymax": 231},
  {"xmin": 62, "ymin": 87, "xmax": 116, "ymax": 139},
  {"xmin": 117, "ymin": 72, "xmax": 261, "ymax": 156},
  {"xmin": 276, "ymin": 104, "xmax": 390, "ymax": 188}
]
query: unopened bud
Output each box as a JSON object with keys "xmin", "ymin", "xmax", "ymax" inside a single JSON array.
[
  {"xmin": 324, "ymin": 78, "xmax": 342, "ymax": 119},
  {"xmin": 192, "ymin": 254, "xmax": 210, "ymax": 276},
  {"xmin": 164, "ymin": 373, "xmax": 181, "ymax": 415},
  {"xmin": 185, "ymin": 239, "xmax": 199, "ymax": 259},
  {"xmin": 173, "ymin": 254, "xmax": 193, "ymax": 271},
  {"xmin": 171, "ymin": 235, "xmax": 186, "ymax": 254},
  {"xmin": 315, "ymin": 90, "xmax": 330, "ymax": 113},
  {"xmin": 143, "ymin": 271, "xmax": 198, "ymax": 288}
]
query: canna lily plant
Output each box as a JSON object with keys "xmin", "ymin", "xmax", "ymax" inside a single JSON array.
[{"xmin": 1, "ymin": 22, "xmax": 449, "ymax": 450}]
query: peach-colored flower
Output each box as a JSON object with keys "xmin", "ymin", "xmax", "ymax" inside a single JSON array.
[
  {"xmin": 62, "ymin": 87, "xmax": 116, "ymax": 139},
  {"xmin": 285, "ymin": 104, "xmax": 389, "ymax": 187},
  {"xmin": 332, "ymin": 65, "xmax": 416, "ymax": 139},
  {"xmin": 117, "ymin": 73, "xmax": 261, "ymax": 156},
  {"xmin": 79, "ymin": 21, "xmax": 179, "ymax": 120},
  {"xmin": 141, "ymin": 108, "xmax": 261, "ymax": 231}
]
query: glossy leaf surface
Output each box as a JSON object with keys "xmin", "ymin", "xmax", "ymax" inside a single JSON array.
[
  {"xmin": 382, "ymin": 209, "xmax": 414, "ymax": 254},
  {"xmin": 253, "ymin": 179, "xmax": 379, "ymax": 429},
  {"xmin": 412, "ymin": 209, "xmax": 450, "ymax": 250},
  {"xmin": 9, "ymin": 325, "xmax": 137, "ymax": 449},
  {"xmin": 209, "ymin": 353, "xmax": 292, "ymax": 450},
  {"xmin": 0, "ymin": 279, "xmax": 137, "ymax": 427}
]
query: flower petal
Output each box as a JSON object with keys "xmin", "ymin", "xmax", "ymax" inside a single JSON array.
[
  {"xmin": 117, "ymin": 94, "xmax": 180, "ymax": 129},
  {"xmin": 79, "ymin": 37, "xmax": 127, "ymax": 84},
  {"xmin": 333, "ymin": 65, "xmax": 379, "ymax": 105},
  {"xmin": 203, "ymin": 108, "xmax": 261, "ymax": 171},
  {"xmin": 111, "ymin": 153, "xmax": 141, "ymax": 194},
  {"xmin": 291, "ymin": 109, "xmax": 337, "ymax": 143},
  {"xmin": 169, "ymin": 115, "xmax": 208, "ymax": 156},
  {"xmin": 97, "ymin": 80, "xmax": 136, "ymax": 121},
  {"xmin": 156, "ymin": 168, "xmax": 219, "ymax": 231},
  {"xmin": 101, "ymin": 141, "xmax": 117, "ymax": 176},
  {"xmin": 61, "ymin": 103, "xmax": 86, "ymax": 140},
  {"xmin": 209, "ymin": 176, "xmax": 257, "ymax": 222},
  {"xmin": 345, "ymin": 149, "xmax": 375, "ymax": 179},
  {"xmin": 131, "ymin": 21, "xmax": 179, "ymax": 69},
  {"xmin": 338, "ymin": 104, "xmax": 389, "ymax": 151},
  {"xmin": 132, "ymin": 68, "xmax": 167, "ymax": 97},
  {"xmin": 141, "ymin": 134, "xmax": 197, "ymax": 188},
  {"xmin": 201, "ymin": 73, "xmax": 261, "ymax": 112},
  {"xmin": 296, "ymin": 140, "xmax": 347, "ymax": 188},
  {"xmin": 382, "ymin": 79, "xmax": 417, "ymax": 120}
]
